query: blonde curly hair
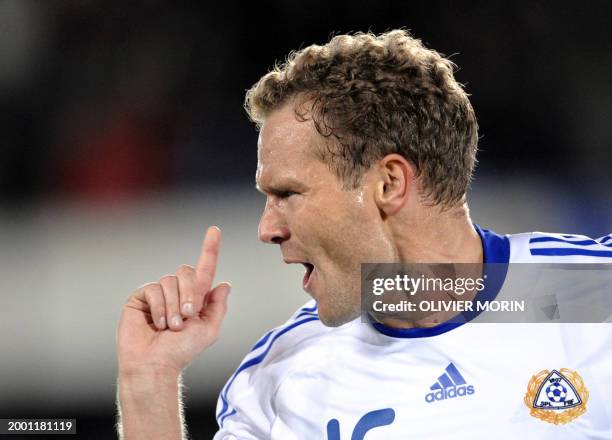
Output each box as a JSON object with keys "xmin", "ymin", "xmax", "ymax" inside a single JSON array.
[{"xmin": 245, "ymin": 30, "xmax": 478, "ymax": 206}]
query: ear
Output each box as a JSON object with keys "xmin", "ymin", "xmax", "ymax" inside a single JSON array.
[{"xmin": 374, "ymin": 154, "xmax": 415, "ymax": 216}]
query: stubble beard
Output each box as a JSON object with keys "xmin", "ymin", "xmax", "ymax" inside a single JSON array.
[{"xmin": 317, "ymin": 284, "xmax": 361, "ymax": 327}]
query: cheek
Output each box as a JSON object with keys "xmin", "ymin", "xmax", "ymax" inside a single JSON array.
[{"xmin": 308, "ymin": 197, "xmax": 377, "ymax": 261}]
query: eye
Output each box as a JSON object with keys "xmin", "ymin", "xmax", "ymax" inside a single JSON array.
[{"xmin": 277, "ymin": 190, "xmax": 297, "ymax": 199}]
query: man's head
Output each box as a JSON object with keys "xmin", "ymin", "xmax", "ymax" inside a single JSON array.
[{"xmin": 248, "ymin": 30, "xmax": 479, "ymax": 326}]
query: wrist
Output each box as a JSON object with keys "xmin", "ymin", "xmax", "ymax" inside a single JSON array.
[
  {"xmin": 118, "ymin": 367, "xmax": 180, "ymax": 399},
  {"xmin": 117, "ymin": 368, "xmax": 184, "ymax": 439},
  {"xmin": 118, "ymin": 375, "xmax": 180, "ymax": 413},
  {"xmin": 118, "ymin": 362, "xmax": 182, "ymax": 381}
]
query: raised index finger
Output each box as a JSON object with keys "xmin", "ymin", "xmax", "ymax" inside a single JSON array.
[{"xmin": 195, "ymin": 226, "xmax": 222, "ymax": 296}]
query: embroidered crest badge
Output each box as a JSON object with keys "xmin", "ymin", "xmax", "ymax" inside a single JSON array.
[{"xmin": 524, "ymin": 369, "xmax": 589, "ymax": 425}]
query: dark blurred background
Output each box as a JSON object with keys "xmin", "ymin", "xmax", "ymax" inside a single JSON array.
[
  {"xmin": 2, "ymin": 0, "xmax": 611, "ymax": 205},
  {"xmin": 1, "ymin": 1, "xmax": 610, "ymax": 439}
]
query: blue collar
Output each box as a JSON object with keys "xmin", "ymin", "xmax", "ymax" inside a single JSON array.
[{"xmin": 370, "ymin": 224, "xmax": 510, "ymax": 338}]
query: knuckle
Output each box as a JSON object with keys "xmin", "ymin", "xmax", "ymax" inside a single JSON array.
[
  {"xmin": 159, "ymin": 274, "xmax": 177, "ymax": 284},
  {"xmin": 176, "ymin": 264, "xmax": 195, "ymax": 277},
  {"xmin": 139, "ymin": 282, "xmax": 162, "ymax": 296},
  {"xmin": 135, "ymin": 281, "xmax": 157, "ymax": 291},
  {"xmin": 143, "ymin": 286, "xmax": 163, "ymax": 303}
]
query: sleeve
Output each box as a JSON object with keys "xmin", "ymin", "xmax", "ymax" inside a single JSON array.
[
  {"xmin": 212, "ymin": 359, "xmax": 275, "ymax": 440},
  {"xmin": 213, "ymin": 301, "xmax": 321, "ymax": 439}
]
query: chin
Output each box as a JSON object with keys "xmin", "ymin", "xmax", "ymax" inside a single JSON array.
[{"xmin": 317, "ymin": 304, "xmax": 360, "ymax": 327}]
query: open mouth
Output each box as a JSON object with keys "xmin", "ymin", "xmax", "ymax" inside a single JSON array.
[{"xmin": 302, "ymin": 263, "xmax": 315, "ymax": 290}]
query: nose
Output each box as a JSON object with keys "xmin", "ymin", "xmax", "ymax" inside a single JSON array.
[{"xmin": 258, "ymin": 201, "xmax": 290, "ymax": 244}]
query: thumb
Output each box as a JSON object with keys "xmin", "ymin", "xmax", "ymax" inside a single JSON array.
[
  {"xmin": 179, "ymin": 282, "xmax": 231, "ymax": 359},
  {"xmin": 201, "ymin": 282, "xmax": 231, "ymax": 329}
]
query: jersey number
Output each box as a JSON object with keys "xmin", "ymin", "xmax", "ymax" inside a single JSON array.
[{"xmin": 326, "ymin": 408, "xmax": 395, "ymax": 440}]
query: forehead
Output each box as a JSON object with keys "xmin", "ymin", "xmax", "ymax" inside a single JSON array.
[{"xmin": 256, "ymin": 102, "xmax": 322, "ymax": 185}]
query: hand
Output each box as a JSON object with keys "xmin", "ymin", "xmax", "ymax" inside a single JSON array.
[{"xmin": 117, "ymin": 226, "xmax": 231, "ymax": 377}]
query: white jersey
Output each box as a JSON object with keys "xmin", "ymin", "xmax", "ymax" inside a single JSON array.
[{"xmin": 213, "ymin": 226, "xmax": 612, "ymax": 439}]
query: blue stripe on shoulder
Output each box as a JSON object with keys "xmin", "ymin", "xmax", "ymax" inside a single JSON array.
[
  {"xmin": 300, "ymin": 304, "xmax": 318, "ymax": 312},
  {"xmin": 251, "ymin": 329, "xmax": 274, "ymax": 351},
  {"xmin": 599, "ymin": 235, "xmax": 612, "ymax": 244},
  {"xmin": 216, "ymin": 315, "xmax": 320, "ymax": 427},
  {"xmin": 219, "ymin": 408, "xmax": 237, "ymax": 427},
  {"xmin": 294, "ymin": 311, "xmax": 319, "ymax": 319},
  {"xmin": 250, "ymin": 305, "xmax": 318, "ymax": 351},
  {"xmin": 530, "ymin": 236, "xmax": 612, "ymax": 247},
  {"xmin": 531, "ymin": 248, "xmax": 612, "ymax": 257}
]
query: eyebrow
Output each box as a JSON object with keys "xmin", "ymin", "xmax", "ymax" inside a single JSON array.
[
  {"xmin": 255, "ymin": 178, "xmax": 304, "ymax": 196},
  {"xmin": 254, "ymin": 183, "xmax": 286, "ymax": 196}
]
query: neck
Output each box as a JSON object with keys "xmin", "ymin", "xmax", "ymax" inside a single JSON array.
[
  {"xmin": 393, "ymin": 202, "xmax": 482, "ymax": 264},
  {"xmin": 378, "ymin": 202, "xmax": 484, "ymax": 329}
]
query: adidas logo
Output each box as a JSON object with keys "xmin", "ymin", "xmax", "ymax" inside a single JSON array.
[{"xmin": 425, "ymin": 363, "xmax": 475, "ymax": 403}]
